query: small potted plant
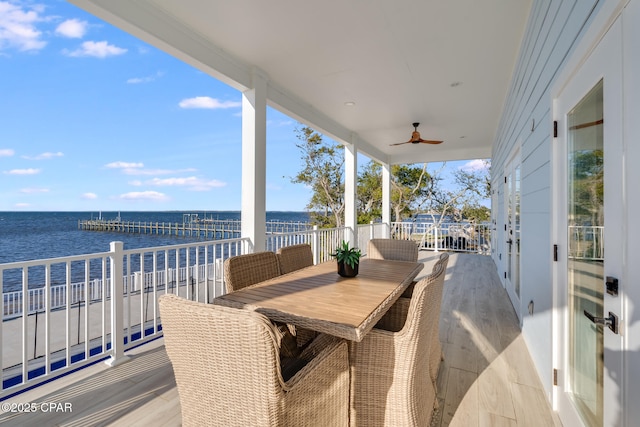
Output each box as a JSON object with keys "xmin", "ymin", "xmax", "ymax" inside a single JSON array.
[{"xmin": 332, "ymin": 240, "xmax": 361, "ymax": 277}]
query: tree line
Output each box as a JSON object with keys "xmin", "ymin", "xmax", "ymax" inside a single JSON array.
[{"xmin": 291, "ymin": 127, "xmax": 491, "ymax": 228}]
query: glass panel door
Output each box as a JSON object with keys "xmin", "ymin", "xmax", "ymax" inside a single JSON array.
[
  {"xmin": 567, "ymin": 80, "xmax": 604, "ymax": 427},
  {"xmin": 514, "ymin": 166, "xmax": 520, "ymax": 298},
  {"xmin": 504, "ymin": 157, "xmax": 521, "ymax": 315}
]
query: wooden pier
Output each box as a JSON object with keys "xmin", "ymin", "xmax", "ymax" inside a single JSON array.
[{"xmin": 78, "ymin": 217, "xmax": 312, "ymax": 239}]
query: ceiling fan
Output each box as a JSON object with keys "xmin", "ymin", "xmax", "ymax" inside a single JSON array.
[{"xmin": 390, "ymin": 122, "xmax": 443, "ymax": 146}]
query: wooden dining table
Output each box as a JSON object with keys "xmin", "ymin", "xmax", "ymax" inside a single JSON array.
[{"xmin": 213, "ymin": 258, "xmax": 423, "ymax": 341}]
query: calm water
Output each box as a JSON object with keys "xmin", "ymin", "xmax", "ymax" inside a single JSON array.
[{"xmin": 0, "ymin": 211, "xmax": 310, "ymax": 265}]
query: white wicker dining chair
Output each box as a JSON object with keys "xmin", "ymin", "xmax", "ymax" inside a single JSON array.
[
  {"xmin": 159, "ymin": 294, "xmax": 350, "ymax": 427},
  {"xmin": 367, "ymin": 238, "xmax": 420, "ymax": 299},
  {"xmin": 276, "ymin": 243, "xmax": 314, "ymax": 274},
  {"xmin": 348, "ymin": 260, "xmax": 446, "ymax": 426},
  {"xmin": 366, "ymin": 238, "xmax": 419, "ymax": 262},
  {"xmin": 223, "ymin": 251, "xmax": 281, "ymax": 293},
  {"xmin": 426, "ymin": 252, "xmax": 449, "ymax": 385},
  {"xmin": 276, "ymin": 244, "xmax": 318, "ymax": 347}
]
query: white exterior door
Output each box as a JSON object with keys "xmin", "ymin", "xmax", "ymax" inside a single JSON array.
[{"xmin": 553, "ymin": 17, "xmax": 624, "ymax": 427}]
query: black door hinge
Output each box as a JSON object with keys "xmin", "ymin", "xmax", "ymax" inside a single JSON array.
[
  {"xmin": 553, "ymin": 244, "xmax": 558, "ymax": 262},
  {"xmin": 553, "ymin": 369, "xmax": 558, "ymax": 386},
  {"xmin": 554, "ymin": 121, "xmax": 558, "ymax": 138}
]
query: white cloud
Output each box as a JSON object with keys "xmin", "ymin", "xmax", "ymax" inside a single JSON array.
[
  {"xmin": 148, "ymin": 176, "xmax": 227, "ymax": 191},
  {"xmin": 178, "ymin": 97, "xmax": 241, "ymax": 109},
  {"xmin": 0, "ymin": 2, "xmax": 46, "ymax": 52},
  {"xmin": 64, "ymin": 40, "xmax": 127, "ymax": 58},
  {"xmin": 4, "ymin": 168, "xmax": 41, "ymax": 175},
  {"xmin": 105, "ymin": 161, "xmax": 148, "ymax": 176},
  {"xmin": 118, "ymin": 191, "xmax": 169, "ymax": 201},
  {"xmin": 105, "ymin": 161, "xmax": 144, "ymax": 169},
  {"xmin": 23, "ymin": 151, "xmax": 64, "ymax": 160},
  {"xmin": 20, "ymin": 187, "xmax": 48, "ymax": 194},
  {"xmin": 0, "ymin": 148, "xmax": 15, "ymax": 157},
  {"xmin": 128, "ymin": 180, "xmax": 143, "ymax": 186},
  {"xmin": 127, "ymin": 71, "xmax": 164, "ymax": 84},
  {"xmin": 55, "ymin": 19, "xmax": 87, "ymax": 38},
  {"xmin": 106, "ymin": 161, "xmax": 199, "ymax": 177},
  {"xmin": 15, "ymin": 202, "xmax": 31, "ymax": 208},
  {"xmin": 81, "ymin": 192, "xmax": 98, "ymax": 199},
  {"xmin": 123, "ymin": 167, "xmax": 196, "ymax": 176},
  {"xmin": 460, "ymin": 159, "xmax": 489, "ymax": 173}
]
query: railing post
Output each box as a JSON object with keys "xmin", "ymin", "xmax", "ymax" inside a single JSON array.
[
  {"xmin": 105, "ymin": 241, "xmax": 130, "ymax": 367},
  {"xmin": 347, "ymin": 226, "xmax": 356, "ymax": 249},
  {"xmin": 244, "ymin": 238, "xmax": 253, "ymax": 254},
  {"xmin": 434, "ymin": 227, "xmax": 439, "ymax": 252},
  {"xmin": 312, "ymin": 226, "xmax": 320, "ymax": 265}
]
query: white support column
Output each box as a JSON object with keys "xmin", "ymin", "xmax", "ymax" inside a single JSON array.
[
  {"xmin": 382, "ymin": 163, "xmax": 391, "ymax": 238},
  {"xmin": 344, "ymin": 136, "xmax": 358, "ymax": 247},
  {"xmin": 241, "ymin": 69, "xmax": 268, "ymax": 252}
]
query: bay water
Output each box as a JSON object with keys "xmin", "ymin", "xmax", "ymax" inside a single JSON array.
[{"xmin": 0, "ymin": 211, "xmax": 309, "ymax": 292}]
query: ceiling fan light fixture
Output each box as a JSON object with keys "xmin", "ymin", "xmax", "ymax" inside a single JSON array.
[{"xmin": 389, "ymin": 123, "xmax": 443, "ymax": 146}]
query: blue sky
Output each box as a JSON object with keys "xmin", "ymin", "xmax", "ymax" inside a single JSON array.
[{"xmin": 0, "ymin": 0, "xmax": 486, "ymax": 212}]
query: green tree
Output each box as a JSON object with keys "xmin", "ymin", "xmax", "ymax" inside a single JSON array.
[
  {"xmin": 291, "ymin": 124, "xmax": 491, "ymax": 226},
  {"xmin": 390, "ymin": 163, "xmax": 433, "ymax": 222},
  {"xmin": 291, "ymin": 127, "xmax": 345, "ymax": 227},
  {"xmin": 571, "ymin": 149, "xmax": 603, "ymax": 225},
  {"xmin": 357, "ymin": 162, "xmax": 382, "ymax": 223},
  {"xmin": 460, "ymin": 204, "xmax": 491, "ymax": 222},
  {"xmin": 418, "ymin": 160, "xmax": 491, "ymax": 224}
]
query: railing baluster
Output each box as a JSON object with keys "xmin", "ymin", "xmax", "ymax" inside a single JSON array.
[{"xmin": 21, "ymin": 267, "xmax": 28, "ymax": 387}]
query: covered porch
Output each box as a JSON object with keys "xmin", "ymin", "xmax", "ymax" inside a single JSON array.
[{"xmin": 0, "ymin": 253, "xmax": 560, "ymax": 426}]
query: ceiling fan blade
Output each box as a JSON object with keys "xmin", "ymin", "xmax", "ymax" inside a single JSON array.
[
  {"xmin": 389, "ymin": 140, "xmax": 411, "ymax": 146},
  {"xmin": 419, "ymin": 139, "xmax": 443, "ymax": 144}
]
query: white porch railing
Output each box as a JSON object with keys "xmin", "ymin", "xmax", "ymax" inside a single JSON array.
[
  {"xmin": 266, "ymin": 225, "xmax": 351, "ymax": 264},
  {"xmin": 265, "ymin": 222, "xmax": 388, "ymax": 262},
  {"xmin": 357, "ymin": 222, "xmax": 390, "ymax": 253},
  {"xmin": 568, "ymin": 225, "xmax": 604, "ymax": 260},
  {"xmin": 0, "ymin": 220, "xmax": 492, "ymax": 397},
  {"xmin": 0, "ymin": 237, "xmax": 251, "ymax": 397},
  {"xmin": 390, "ymin": 221, "xmax": 492, "ymax": 255}
]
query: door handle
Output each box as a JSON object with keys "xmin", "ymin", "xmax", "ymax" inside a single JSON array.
[{"xmin": 584, "ymin": 310, "xmax": 619, "ymax": 334}]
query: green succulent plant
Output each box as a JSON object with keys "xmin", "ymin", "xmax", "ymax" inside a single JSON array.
[{"xmin": 331, "ymin": 240, "xmax": 361, "ymax": 268}]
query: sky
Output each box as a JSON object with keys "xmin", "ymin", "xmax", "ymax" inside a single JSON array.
[{"xmin": 0, "ymin": 0, "xmax": 487, "ymax": 212}]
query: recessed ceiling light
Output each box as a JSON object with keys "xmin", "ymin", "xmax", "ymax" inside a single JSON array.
[
  {"xmin": 344, "ymin": 101, "xmax": 356, "ymax": 107},
  {"xmin": 460, "ymin": 136, "xmax": 466, "ymax": 139},
  {"xmin": 450, "ymin": 82, "xmax": 463, "ymax": 87}
]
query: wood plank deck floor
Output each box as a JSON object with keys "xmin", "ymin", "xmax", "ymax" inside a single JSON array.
[{"xmin": 0, "ymin": 253, "xmax": 561, "ymax": 426}]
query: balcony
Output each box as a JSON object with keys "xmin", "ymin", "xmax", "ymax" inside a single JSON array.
[{"xmin": 0, "ymin": 252, "xmax": 560, "ymax": 426}]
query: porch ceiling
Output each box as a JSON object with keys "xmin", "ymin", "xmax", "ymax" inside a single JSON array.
[{"xmin": 69, "ymin": 0, "xmax": 531, "ymax": 165}]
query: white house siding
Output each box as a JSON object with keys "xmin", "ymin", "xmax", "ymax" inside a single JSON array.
[{"xmin": 492, "ymin": 0, "xmax": 601, "ymax": 398}]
